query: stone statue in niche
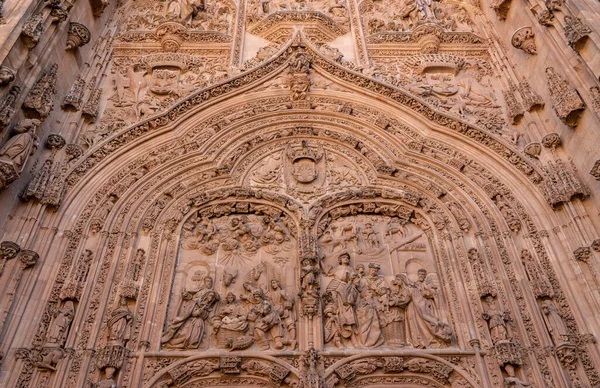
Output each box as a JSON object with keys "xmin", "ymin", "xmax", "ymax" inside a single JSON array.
[
  {"xmin": 503, "ymin": 364, "xmax": 530, "ymax": 387},
  {"xmin": 161, "ymin": 276, "xmax": 220, "ymax": 349},
  {"xmin": 482, "ymin": 295, "xmax": 509, "ymax": 344},
  {"xmin": 405, "ymin": 268, "xmax": 453, "ymax": 348},
  {"xmin": 300, "ymin": 256, "xmax": 320, "ymax": 297},
  {"xmin": 540, "ymin": 299, "xmax": 569, "ymax": 345},
  {"xmin": 0, "ymin": 119, "xmax": 41, "ymax": 173},
  {"xmin": 107, "ymin": 296, "xmax": 134, "ymax": 346},
  {"xmin": 92, "ymin": 368, "xmax": 118, "ymax": 388},
  {"xmin": 46, "ymin": 301, "xmax": 75, "ymax": 346}
]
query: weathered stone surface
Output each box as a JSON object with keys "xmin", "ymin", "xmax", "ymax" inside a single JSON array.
[{"xmin": 0, "ymin": 1, "xmax": 600, "ymax": 388}]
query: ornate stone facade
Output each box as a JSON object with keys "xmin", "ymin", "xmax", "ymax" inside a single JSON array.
[{"xmin": 0, "ymin": 0, "xmax": 600, "ymax": 387}]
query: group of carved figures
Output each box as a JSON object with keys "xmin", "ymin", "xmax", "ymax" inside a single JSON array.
[
  {"xmin": 364, "ymin": 0, "xmax": 472, "ymax": 33},
  {"xmin": 321, "ymin": 253, "xmax": 453, "ymax": 349},
  {"xmin": 182, "ymin": 213, "xmax": 294, "ymax": 265},
  {"xmin": 247, "ymin": 0, "xmax": 349, "ymax": 25},
  {"xmin": 161, "ymin": 275, "xmax": 298, "ymax": 351}
]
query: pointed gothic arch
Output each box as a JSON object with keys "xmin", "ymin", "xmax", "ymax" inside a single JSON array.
[{"xmin": 1, "ymin": 6, "xmax": 599, "ymax": 386}]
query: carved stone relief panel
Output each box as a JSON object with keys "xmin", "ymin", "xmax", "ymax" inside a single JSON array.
[
  {"xmin": 245, "ymin": 142, "xmax": 366, "ymax": 203},
  {"xmin": 118, "ymin": 0, "xmax": 235, "ymax": 40},
  {"xmin": 360, "ymin": 0, "xmax": 475, "ymax": 35},
  {"xmin": 366, "ymin": 55, "xmax": 506, "ymax": 135},
  {"xmin": 246, "ymin": 0, "xmax": 350, "ymax": 43},
  {"xmin": 162, "ymin": 206, "xmax": 298, "ymax": 352},
  {"xmin": 83, "ymin": 53, "xmax": 229, "ymax": 148},
  {"xmin": 318, "ymin": 215, "xmax": 454, "ymax": 350}
]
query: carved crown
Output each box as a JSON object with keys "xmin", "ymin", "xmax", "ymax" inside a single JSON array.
[{"xmin": 287, "ymin": 140, "xmax": 323, "ymax": 163}]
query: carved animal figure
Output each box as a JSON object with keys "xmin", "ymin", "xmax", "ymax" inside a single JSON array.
[{"xmin": 225, "ymin": 335, "xmax": 254, "ymax": 351}]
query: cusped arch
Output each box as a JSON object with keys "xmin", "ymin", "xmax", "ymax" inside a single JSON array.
[
  {"xmin": 324, "ymin": 352, "xmax": 481, "ymax": 388},
  {"xmin": 143, "ymin": 353, "xmax": 302, "ymax": 388}
]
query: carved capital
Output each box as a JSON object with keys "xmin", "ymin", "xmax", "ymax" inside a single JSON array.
[
  {"xmin": 19, "ymin": 249, "xmax": 39, "ymax": 269},
  {"xmin": 511, "ymin": 27, "xmax": 537, "ymax": 54},
  {"xmin": 541, "ymin": 133, "xmax": 561, "ymax": 149},
  {"xmin": 66, "ymin": 22, "xmax": 91, "ymax": 50},
  {"xmin": 524, "ymin": 143, "xmax": 542, "ymax": 158}
]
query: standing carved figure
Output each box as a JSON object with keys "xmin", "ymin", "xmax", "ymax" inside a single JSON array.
[
  {"xmin": 323, "ymin": 291, "xmax": 343, "ymax": 348},
  {"xmin": 381, "ymin": 273, "xmax": 411, "ymax": 345},
  {"xmin": 405, "ymin": 269, "xmax": 452, "ymax": 348},
  {"xmin": 541, "ymin": 300, "xmax": 569, "ymax": 345},
  {"xmin": 482, "ymin": 296, "xmax": 508, "ymax": 344},
  {"xmin": 265, "ymin": 279, "xmax": 297, "ymax": 349},
  {"xmin": 46, "ymin": 301, "xmax": 75, "ymax": 346},
  {"xmin": 355, "ymin": 263, "xmax": 385, "ymax": 348},
  {"xmin": 321, "ymin": 252, "xmax": 359, "ymax": 343},
  {"xmin": 0, "ymin": 119, "xmax": 41, "ymax": 173},
  {"xmin": 107, "ymin": 296, "xmax": 134, "ymax": 346}
]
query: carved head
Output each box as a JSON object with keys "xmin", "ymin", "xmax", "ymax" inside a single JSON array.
[
  {"xmin": 541, "ymin": 300, "xmax": 554, "ymax": 314},
  {"xmin": 226, "ymin": 292, "xmax": 236, "ymax": 303},
  {"xmin": 417, "ymin": 268, "xmax": 427, "ymax": 281},
  {"xmin": 203, "ymin": 276, "xmax": 214, "ymax": 289},
  {"xmin": 270, "ymin": 279, "xmax": 281, "ymax": 290},
  {"xmin": 368, "ymin": 263, "xmax": 380, "ymax": 276},
  {"xmin": 0, "ymin": 66, "xmax": 15, "ymax": 85},
  {"xmin": 338, "ymin": 252, "xmax": 351, "ymax": 265},
  {"xmin": 356, "ymin": 263, "xmax": 365, "ymax": 276}
]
